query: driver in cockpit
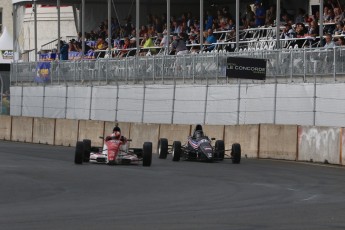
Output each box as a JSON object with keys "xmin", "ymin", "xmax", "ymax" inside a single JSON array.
[{"xmin": 192, "ymin": 124, "xmax": 204, "ymax": 139}]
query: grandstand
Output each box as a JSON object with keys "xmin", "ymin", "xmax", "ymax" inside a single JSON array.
[{"xmin": 7, "ymin": 0, "xmax": 345, "ymax": 127}]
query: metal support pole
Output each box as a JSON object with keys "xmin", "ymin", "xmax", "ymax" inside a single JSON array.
[
  {"xmin": 200, "ymin": 0, "xmax": 204, "ymax": 50},
  {"xmin": 34, "ymin": 0, "xmax": 38, "ymax": 62},
  {"xmin": 12, "ymin": 4, "xmax": 17, "ymax": 62},
  {"xmin": 276, "ymin": 0, "xmax": 281, "ymax": 49},
  {"xmin": 57, "ymin": 0, "xmax": 61, "ymax": 57},
  {"xmin": 235, "ymin": 0, "xmax": 239, "ymax": 50},
  {"xmin": 108, "ymin": 0, "xmax": 112, "ymax": 57},
  {"xmin": 82, "ymin": 0, "xmax": 85, "ymax": 57},
  {"xmin": 167, "ymin": 0, "xmax": 170, "ymax": 54},
  {"xmin": 320, "ymin": 0, "xmax": 324, "ymax": 44},
  {"xmin": 136, "ymin": 0, "xmax": 140, "ymax": 54}
]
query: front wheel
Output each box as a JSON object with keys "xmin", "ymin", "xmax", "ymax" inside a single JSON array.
[
  {"xmin": 157, "ymin": 138, "xmax": 168, "ymax": 159},
  {"xmin": 74, "ymin": 141, "xmax": 84, "ymax": 164},
  {"xmin": 231, "ymin": 143, "xmax": 241, "ymax": 164},
  {"xmin": 214, "ymin": 140, "xmax": 225, "ymax": 161},
  {"xmin": 172, "ymin": 141, "xmax": 181, "ymax": 161},
  {"xmin": 143, "ymin": 142, "xmax": 152, "ymax": 167},
  {"xmin": 83, "ymin": 139, "xmax": 91, "ymax": 162}
]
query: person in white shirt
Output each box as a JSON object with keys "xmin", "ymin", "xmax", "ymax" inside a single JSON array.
[{"xmin": 324, "ymin": 33, "xmax": 335, "ymax": 48}]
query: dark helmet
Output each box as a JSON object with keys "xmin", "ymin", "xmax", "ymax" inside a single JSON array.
[
  {"xmin": 113, "ymin": 126, "xmax": 121, "ymax": 133},
  {"xmin": 195, "ymin": 124, "xmax": 203, "ymax": 132}
]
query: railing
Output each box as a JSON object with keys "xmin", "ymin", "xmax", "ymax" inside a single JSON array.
[{"xmin": 11, "ymin": 46, "xmax": 345, "ymax": 85}]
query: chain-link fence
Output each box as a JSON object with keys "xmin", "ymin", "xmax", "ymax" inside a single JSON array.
[{"xmin": 11, "ymin": 46, "xmax": 345, "ymax": 85}]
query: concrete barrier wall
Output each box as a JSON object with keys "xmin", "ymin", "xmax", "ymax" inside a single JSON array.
[
  {"xmin": 259, "ymin": 124, "xmax": 297, "ymax": 160},
  {"xmin": 11, "ymin": 116, "xmax": 33, "ymax": 142},
  {"xmin": 298, "ymin": 126, "xmax": 341, "ymax": 165},
  {"xmin": 78, "ymin": 120, "xmax": 105, "ymax": 147},
  {"xmin": 5, "ymin": 115, "xmax": 345, "ymax": 167},
  {"xmin": 55, "ymin": 119, "xmax": 79, "ymax": 147},
  {"xmin": 159, "ymin": 124, "xmax": 191, "ymax": 147},
  {"xmin": 225, "ymin": 125, "xmax": 259, "ymax": 158},
  {"xmin": 0, "ymin": 115, "xmax": 11, "ymax": 140},
  {"xmin": 129, "ymin": 123, "xmax": 160, "ymax": 150},
  {"xmin": 32, "ymin": 118, "xmax": 55, "ymax": 145}
]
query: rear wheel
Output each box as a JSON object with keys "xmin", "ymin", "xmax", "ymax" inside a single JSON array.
[
  {"xmin": 143, "ymin": 142, "xmax": 152, "ymax": 167},
  {"xmin": 157, "ymin": 138, "xmax": 168, "ymax": 159},
  {"xmin": 231, "ymin": 143, "xmax": 241, "ymax": 164},
  {"xmin": 74, "ymin": 141, "xmax": 84, "ymax": 164},
  {"xmin": 83, "ymin": 139, "xmax": 91, "ymax": 162},
  {"xmin": 172, "ymin": 141, "xmax": 181, "ymax": 161},
  {"xmin": 215, "ymin": 140, "xmax": 225, "ymax": 161}
]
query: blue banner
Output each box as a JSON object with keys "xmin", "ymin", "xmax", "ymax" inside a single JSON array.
[
  {"xmin": 39, "ymin": 53, "xmax": 56, "ymax": 61},
  {"xmin": 35, "ymin": 62, "xmax": 51, "ymax": 83}
]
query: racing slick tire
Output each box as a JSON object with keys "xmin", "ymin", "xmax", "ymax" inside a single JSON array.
[
  {"xmin": 231, "ymin": 143, "xmax": 241, "ymax": 164},
  {"xmin": 172, "ymin": 141, "xmax": 181, "ymax": 162},
  {"xmin": 74, "ymin": 141, "xmax": 84, "ymax": 164},
  {"xmin": 82, "ymin": 139, "xmax": 91, "ymax": 162},
  {"xmin": 215, "ymin": 140, "xmax": 225, "ymax": 161},
  {"xmin": 143, "ymin": 142, "xmax": 152, "ymax": 167},
  {"xmin": 157, "ymin": 138, "xmax": 168, "ymax": 159}
]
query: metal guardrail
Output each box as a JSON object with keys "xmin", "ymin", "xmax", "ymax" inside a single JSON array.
[{"xmin": 11, "ymin": 46, "xmax": 345, "ymax": 85}]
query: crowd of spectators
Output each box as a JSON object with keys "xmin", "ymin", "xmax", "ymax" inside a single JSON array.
[{"xmin": 54, "ymin": 0, "xmax": 345, "ymax": 60}]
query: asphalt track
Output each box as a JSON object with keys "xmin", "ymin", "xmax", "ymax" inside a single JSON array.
[{"xmin": 1, "ymin": 140, "xmax": 345, "ymax": 230}]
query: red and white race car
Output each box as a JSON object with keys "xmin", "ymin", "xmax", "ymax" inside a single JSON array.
[{"xmin": 74, "ymin": 134, "xmax": 152, "ymax": 167}]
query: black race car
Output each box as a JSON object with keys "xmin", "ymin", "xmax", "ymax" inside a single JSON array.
[{"xmin": 157, "ymin": 125, "xmax": 241, "ymax": 163}]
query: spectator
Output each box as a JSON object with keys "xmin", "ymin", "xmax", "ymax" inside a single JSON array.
[
  {"xmin": 159, "ymin": 30, "xmax": 170, "ymax": 47},
  {"xmin": 205, "ymin": 11, "xmax": 214, "ymax": 30},
  {"xmin": 94, "ymin": 36, "xmax": 108, "ymax": 58},
  {"xmin": 204, "ymin": 28, "xmax": 217, "ymax": 51},
  {"xmin": 265, "ymin": 5, "xmax": 276, "ymax": 26},
  {"xmin": 324, "ymin": 33, "xmax": 335, "ymax": 48},
  {"xmin": 295, "ymin": 22, "xmax": 307, "ymax": 37},
  {"xmin": 68, "ymin": 39, "xmax": 78, "ymax": 52},
  {"xmin": 306, "ymin": 20, "xmax": 319, "ymax": 37},
  {"xmin": 139, "ymin": 25, "xmax": 148, "ymax": 37},
  {"xmin": 1, "ymin": 94, "xmax": 10, "ymax": 115},
  {"xmin": 170, "ymin": 33, "xmax": 188, "ymax": 55},
  {"xmin": 336, "ymin": 36, "xmax": 345, "ymax": 46},
  {"xmin": 188, "ymin": 34, "xmax": 200, "ymax": 53},
  {"xmin": 57, "ymin": 40, "xmax": 69, "ymax": 60},
  {"xmin": 119, "ymin": 37, "xmax": 132, "ymax": 58},
  {"xmin": 140, "ymin": 33, "xmax": 156, "ymax": 56},
  {"xmin": 334, "ymin": 21, "xmax": 344, "ymax": 35},
  {"xmin": 242, "ymin": 4, "xmax": 255, "ymax": 28},
  {"xmin": 254, "ymin": 0, "xmax": 266, "ymax": 27},
  {"xmin": 333, "ymin": 7, "xmax": 344, "ymax": 23},
  {"xmin": 281, "ymin": 23, "xmax": 296, "ymax": 39}
]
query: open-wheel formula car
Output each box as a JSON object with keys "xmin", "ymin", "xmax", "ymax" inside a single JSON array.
[
  {"xmin": 74, "ymin": 136, "xmax": 152, "ymax": 167},
  {"xmin": 157, "ymin": 125, "xmax": 241, "ymax": 163}
]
